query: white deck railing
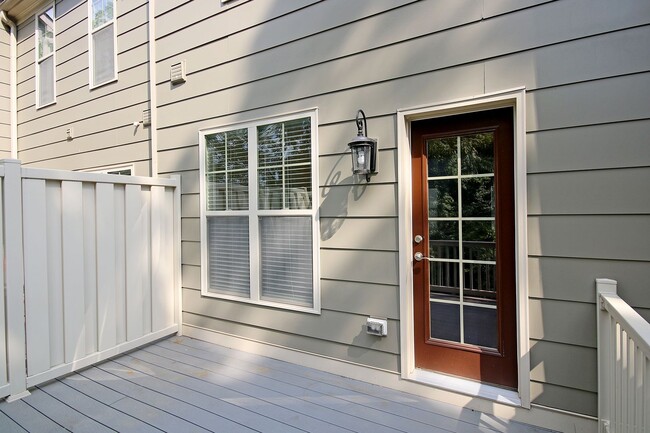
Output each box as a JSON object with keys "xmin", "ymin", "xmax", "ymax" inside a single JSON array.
[
  {"xmin": 597, "ymin": 279, "xmax": 650, "ymax": 433},
  {"xmin": 0, "ymin": 159, "xmax": 181, "ymax": 401}
]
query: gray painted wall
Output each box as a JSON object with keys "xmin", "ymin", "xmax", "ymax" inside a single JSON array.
[
  {"xmin": 14, "ymin": 0, "xmax": 152, "ymax": 174},
  {"xmin": 155, "ymin": 0, "xmax": 650, "ymax": 417},
  {"xmin": 1, "ymin": 0, "xmax": 647, "ymax": 420}
]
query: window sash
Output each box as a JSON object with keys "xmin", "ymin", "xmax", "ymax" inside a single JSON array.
[
  {"xmin": 200, "ymin": 111, "xmax": 319, "ymax": 313},
  {"xmin": 89, "ymin": 0, "xmax": 116, "ymax": 87},
  {"xmin": 36, "ymin": 5, "xmax": 55, "ymax": 108}
]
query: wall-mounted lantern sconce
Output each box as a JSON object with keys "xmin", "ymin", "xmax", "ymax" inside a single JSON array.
[{"xmin": 348, "ymin": 109, "xmax": 377, "ymax": 182}]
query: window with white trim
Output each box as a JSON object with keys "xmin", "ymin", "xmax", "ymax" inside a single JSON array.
[
  {"xmin": 200, "ymin": 110, "xmax": 319, "ymax": 312},
  {"xmin": 36, "ymin": 4, "xmax": 55, "ymax": 108},
  {"xmin": 89, "ymin": 0, "xmax": 116, "ymax": 87}
]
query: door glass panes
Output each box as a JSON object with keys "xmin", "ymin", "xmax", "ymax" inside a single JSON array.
[
  {"xmin": 205, "ymin": 128, "xmax": 249, "ymax": 211},
  {"xmin": 426, "ymin": 132, "xmax": 497, "ymax": 349}
]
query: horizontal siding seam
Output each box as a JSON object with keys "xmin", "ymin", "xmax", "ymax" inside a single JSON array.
[
  {"xmin": 18, "ymin": 100, "xmax": 148, "ymax": 139},
  {"xmin": 481, "ymin": 0, "xmax": 558, "ymax": 20},
  {"xmin": 181, "ymin": 311, "xmax": 401, "ymax": 355},
  {"xmin": 20, "ymin": 140, "xmax": 151, "ymax": 164},
  {"xmin": 18, "ymin": 83, "xmax": 148, "ymax": 126},
  {"xmin": 155, "ymin": 0, "xmax": 421, "ymax": 72},
  {"xmin": 528, "ymin": 296, "xmax": 595, "ymax": 306},
  {"xmin": 156, "ymin": 34, "xmax": 650, "ymax": 117},
  {"xmin": 526, "ymin": 116, "xmax": 650, "ymax": 134},
  {"xmin": 530, "ymin": 379, "xmax": 597, "ymax": 395},
  {"xmin": 320, "ymin": 147, "xmax": 397, "ymax": 158},
  {"xmin": 55, "ymin": 0, "xmax": 86, "ymax": 21},
  {"xmin": 320, "ymin": 247, "xmax": 398, "ymax": 253},
  {"xmin": 530, "ymin": 337, "xmax": 596, "ymax": 350},
  {"xmin": 527, "ymin": 212, "xmax": 650, "ymax": 217},
  {"xmin": 528, "ymin": 162, "xmax": 650, "ymax": 176},
  {"xmin": 154, "ymin": 59, "xmax": 650, "ymax": 132},
  {"xmin": 157, "ymin": 168, "xmax": 198, "ymax": 175},
  {"xmin": 527, "ymin": 254, "xmax": 650, "ymax": 263},
  {"xmin": 156, "ymin": 0, "xmax": 325, "ymax": 45},
  {"xmin": 320, "ymin": 277, "xmax": 397, "ymax": 289},
  {"xmin": 22, "ymin": 148, "xmax": 151, "ymax": 167}
]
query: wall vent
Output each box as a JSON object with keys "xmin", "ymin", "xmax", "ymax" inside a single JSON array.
[
  {"xmin": 170, "ymin": 61, "xmax": 186, "ymax": 85},
  {"xmin": 142, "ymin": 109, "xmax": 151, "ymax": 126}
]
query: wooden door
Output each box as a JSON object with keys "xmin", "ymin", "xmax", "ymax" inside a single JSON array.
[{"xmin": 411, "ymin": 107, "xmax": 517, "ymax": 389}]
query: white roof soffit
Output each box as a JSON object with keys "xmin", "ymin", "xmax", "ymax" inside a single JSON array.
[{"xmin": 0, "ymin": 0, "xmax": 50, "ymax": 24}]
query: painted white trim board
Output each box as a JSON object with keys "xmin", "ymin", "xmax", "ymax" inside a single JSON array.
[{"xmin": 396, "ymin": 88, "xmax": 531, "ymax": 409}]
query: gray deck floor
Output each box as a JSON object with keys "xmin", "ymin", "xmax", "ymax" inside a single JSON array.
[{"xmin": 0, "ymin": 336, "xmax": 553, "ymax": 432}]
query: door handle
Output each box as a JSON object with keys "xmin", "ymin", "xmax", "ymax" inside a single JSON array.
[{"xmin": 414, "ymin": 252, "xmax": 431, "ymax": 262}]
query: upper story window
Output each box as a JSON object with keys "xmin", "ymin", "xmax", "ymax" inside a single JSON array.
[
  {"xmin": 36, "ymin": 4, "xmax": 55, "ymax": 108},
  {"xmin": 89, "ymin": 0, "xmax": 117, "ymax": 87},
  {"xmin": 199, "ymin": 110, "xmax": 320, "ymax": 313}
]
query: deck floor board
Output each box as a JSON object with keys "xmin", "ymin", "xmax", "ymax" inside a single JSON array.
[{"xmin": 0, "ymin": 336, "xmax": 556, "ymax": 433}]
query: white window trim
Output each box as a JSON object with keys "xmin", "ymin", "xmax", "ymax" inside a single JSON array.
[
  {"xmin": 88, "ymin": 0, "xmax": 118, "ymax": 89},
  {"xmin": 35, "ymin": 3, "xmax": 56, "ymax": 109},
  {"xmin": 87, "ymin": 163, "xmax": 134, "ymax": 175},
  {"xmin": 396, "ymin": 88, "xmax": 530, "ymax": 408},
  {"xmin": 198, "ymin": 108, "xmax": 321, "ymax": 314}
]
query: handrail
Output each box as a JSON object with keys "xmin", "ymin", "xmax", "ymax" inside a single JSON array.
[
  {"xmin": 599, "ymin": 291, "xmax": 650, "ymax": 356},
  {"xmin": 596, "ymin": 278, "xmax": 650, "ymax": 433}
]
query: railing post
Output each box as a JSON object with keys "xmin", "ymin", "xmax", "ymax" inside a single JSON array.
[
  {"xmin": 2, "ymin": 160, "xmax": 29, "ymax": 401},
  {"xmin": 596, "ymin": 278, "xmax": 617, "ymax": 433},
  {"xmin": 171, "ymin": 174, "xmax": 182, "ymax": 336}
]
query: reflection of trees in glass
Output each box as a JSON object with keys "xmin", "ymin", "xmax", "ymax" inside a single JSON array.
[
  {"xmin": 461, "ymin": 133, "xmax": 493, "ymax": 174},
  {"xmin": 427, "ymin": 138, "xmax": 456, "ymax": 177},
  {"xmin": 462, "ymin": 177, "xmax": 494, "ymax": 217},
  {"xmin": 428, "ymin": 180, "xmax": 457, "ymax": 218},
  {"xmin": 92, "ymin": 0, "xmax": 114, "ymax": 28},
  {"xmin": 463, "ymin": 221, "xmax": 495, "ymax": 262},
  {"xmin": 205, "ymin": 129, "xmax": 248, "ymax": 211},
  {"xmin": 37, "ymin": 8, "xmax": 54, "ymax": 59},
  {"xmin": 258, "ymin": 117, "xmax": 311, "ymax": 210}
]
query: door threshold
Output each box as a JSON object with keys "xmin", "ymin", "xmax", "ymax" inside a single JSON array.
[{"xmin": 409, "ymin": 368, "xmax": 522, "ymax": 407}]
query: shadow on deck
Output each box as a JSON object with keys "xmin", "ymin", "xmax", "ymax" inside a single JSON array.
[{"xmin": 0, "ymin": 336, "xmax": 554, "ymax": 432}]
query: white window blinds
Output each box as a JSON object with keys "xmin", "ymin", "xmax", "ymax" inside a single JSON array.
[
  {"xmin": 90, "ymin": 0, "xmax": 116, "ymax": 87},
  {"xmin": 201, "ymin": 111, "xmax": 318, "ymax": 311},
  {"xmin": 207, "ymin": 216, "xmax": 250, "ymax": 297},
  {"xmin": 260, "ymin": 217, "xmax": 313, "ymax": 307}
]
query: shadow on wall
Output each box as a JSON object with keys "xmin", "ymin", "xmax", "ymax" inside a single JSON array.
[{"xmin": 319, "ymin": 153, "xmax": 368, "ymax": 241}]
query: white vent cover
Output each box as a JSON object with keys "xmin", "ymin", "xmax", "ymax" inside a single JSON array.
[
  {"xmin": 142, "ymin": 109, "xmax": 151, "ymax": 126},
  {"xmin": 170, "ymin": 61, "xmax": 186, "ymax": 84}
]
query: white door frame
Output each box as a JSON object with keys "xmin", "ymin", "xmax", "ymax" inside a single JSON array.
[{"xmin": 396, "ymin": 87, "xmax": 530, "ymax": 407}]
